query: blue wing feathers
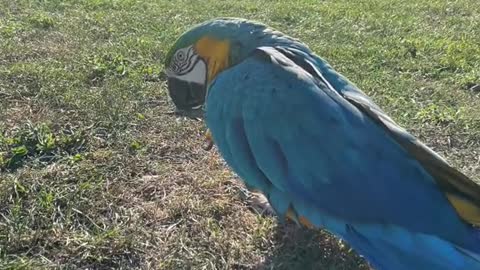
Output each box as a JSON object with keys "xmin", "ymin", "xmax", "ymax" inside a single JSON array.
[
  {"xmin": 206, "ymin": 46, "xmax": 480, "ymax": 269},
  {"xmin": 277, "ymin": 45, "xmax": 480, "ymax": 224},
  {"xmin": 209, "ymin": 46, "xmax": 468, "ymax": 235}
]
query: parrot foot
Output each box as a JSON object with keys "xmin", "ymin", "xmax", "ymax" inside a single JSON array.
[
  {"xmin": 247, "ymin": 191, "xmax": 275, "ymax": 216},
  {"xmin": 202, "ymin": 129, "xmax": 214, "ymax": 151}
]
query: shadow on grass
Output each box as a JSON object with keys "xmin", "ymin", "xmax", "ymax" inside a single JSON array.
[{"xmin": 260, "ymin": 222, "xmax": 370, "ymax": 270}]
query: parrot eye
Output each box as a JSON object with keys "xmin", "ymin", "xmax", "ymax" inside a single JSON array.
[
  {"xmin": 170, "ymin": 46, "xmax": 199, "ymax": 75},
  {"xmin": 175, "ymin": 51, "xmax": 186, "ymax": 62}
]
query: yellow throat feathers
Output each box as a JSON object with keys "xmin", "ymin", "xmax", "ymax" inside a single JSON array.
[{"xmin": 194, "ymin": 37, "xmax": 230, "ymax": 83}]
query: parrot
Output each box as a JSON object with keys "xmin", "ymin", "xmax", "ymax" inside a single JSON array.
[{"xmin": 164, "ymin": 18, "xmax": 480, "ymax": 270}]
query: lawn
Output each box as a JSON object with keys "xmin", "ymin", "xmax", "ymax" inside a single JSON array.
[{"xmin": 0, "ymin": 0, "xmax": 479, "ymax": 269}]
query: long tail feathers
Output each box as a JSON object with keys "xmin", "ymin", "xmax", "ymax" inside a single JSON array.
[{"xmin": 344, "ymin": 225, "xmax": 480, "ymax": 270}]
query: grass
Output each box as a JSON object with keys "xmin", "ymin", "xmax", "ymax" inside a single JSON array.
[{"xmin": 0, "ymin": 0, "xmax": 479, "ymax": 269}]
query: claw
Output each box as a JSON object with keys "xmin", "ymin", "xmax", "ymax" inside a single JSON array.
[
  {"xmin": 247, "ymin": 191, "xmax": 275, "ymax": 216},
  {"xmin": 203, "ymin": 129, "xmax": 214, "ymax": 151}
]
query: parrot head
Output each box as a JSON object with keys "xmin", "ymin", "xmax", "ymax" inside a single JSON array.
[{"xmin": 164, "ymin": 18, "xmax": 303, "ymax": 113}]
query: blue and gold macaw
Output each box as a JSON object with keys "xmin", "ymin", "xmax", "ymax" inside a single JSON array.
[{"xmin": 165, "ymin": 18, "xmax": 480, "ymax": 270}]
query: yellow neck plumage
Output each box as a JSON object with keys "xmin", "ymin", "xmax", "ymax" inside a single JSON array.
[{"xmin": 195, "ymin": 37, "xmax": 230, "ymax": 83}]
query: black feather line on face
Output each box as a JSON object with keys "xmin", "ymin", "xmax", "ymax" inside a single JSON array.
[{"xmin": 172, "ymin": 46, "xmax": 199, "ymax": 75}]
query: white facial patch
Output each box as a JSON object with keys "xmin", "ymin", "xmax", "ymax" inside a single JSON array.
[{"xmin": 168, "ymin": 59, "xmax": 207, "ymax": 85}]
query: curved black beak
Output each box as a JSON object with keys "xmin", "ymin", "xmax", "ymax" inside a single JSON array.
[
  {"xmin": 167, "ymin": 77, "xmax": 206, "ymax": 113},
  {"xmin": 167, "ymin": 77, "xmax": 206, "ymax": 119}
]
